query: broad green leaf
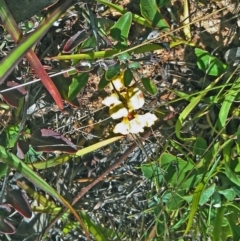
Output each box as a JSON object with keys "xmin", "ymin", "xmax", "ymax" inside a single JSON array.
[
  {"xmin": 162, "ymin": 191, "xmax": 185, "ymax": 210},
  {"xmin": 199, "ymin": 183, "xmax": 215, "ymax": 206},
  {"xmin": 140, "ymin": 0, "xmax": 169, "ymax": 30},
  {"xmin": 123, "ymin": 68, "xmax": 133, "ymax": 86},
  {"xmin": 118, "ymin": 52, "xmax": 130, "ymax": 61},
  {"xmin": 98, "ymin": 73, "xmax": 109, "ymax": 89},
  {"xmin": 224, "ymin": 161, "xmax": 240, "ymax": 186},
  {"xmin": 218, "ymin": 188, "xmax": 236, "ymax": 201},
  {"xmin": 141, "ymin": 78, "xmax": 157, "ymax": 95},
  {"xmin": 68, "ymin": 73, "xmax": 89, "ymax": 100},
  {"xmin": 195, "ymin": 48, "xmax": 227, "ymax": 76},
  {"xmin": 128, "ymin": 62, "xmax": 141, "ymax": 69},
  {"xmin": 193, "ymin": 137, "xmax": 207, "ymax": 156},
  {"xmin": 141, "ymin": 163, "xmax": 162, "ymax": 185},
  {"xmin": 110, "ymin": 12, "xmax": 132, "ymax": 46},
  {"xmin": 159, "ymin": 153, "xmax": 194, "ymax": 189},
  {"xmin": 105, "ymin": 62, "xmax": 120, "ymax": 80}
]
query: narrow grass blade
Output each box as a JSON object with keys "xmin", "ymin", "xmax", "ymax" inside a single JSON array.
[
  {"xmin": 184, "ymin": 156, "xmax": 220, "ymax": 235},
  {"xmin": 0, "ymin": 0, "xmax": 64, "ymax": 108},
  {"xmin": 29, "ymin": 136, "xmax": 123, "ymax": 169},
  {"xmin": 216, "ymin": 76, "xmax": 240, "ymax": 130},
  {"xmin": 0, "ymin": 145, "xmax": 89, "ymax": 239},
  {"xmin": 0, "ymin": 0, "xmax": 73, "ymax": 84},
  {"xmin": 175, "ymin": 74, "xmax": 222, "ymax": 141},
  {"xmin": 213, "ymin": 206, "xmax": 225, "ymax": 241}
]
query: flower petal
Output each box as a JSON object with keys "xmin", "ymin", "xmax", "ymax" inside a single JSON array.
[
  {"xmin": 109, "ymin": 103, "xmax": 128, "ymax": 119},
  {"xmin": 102, "ymin": 93, "xmax": 120, "ymax": 107},
  {"xmin": 129, "ymin": 118, "xmax": 145, "ymax": 133},
  {"xmin": 128, "ymin": 88, "xmax": 145, "ymax": 111},
  {"xmin": 110, "ymin": 72, "xmax": 124, "ymax": 91},
  {"xmin": 135, "ymin": 113, "xmax": 157, "ymax": 127},
  {"xmin": 113, "ymin": 118, "xmax": 130, "ymax": 134},
  {"xmin": 143, "ymin": 113, "xmax": 158, "ymax": 127}
]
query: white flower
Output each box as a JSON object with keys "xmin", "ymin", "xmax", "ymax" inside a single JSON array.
[
  {"xmin": 102, "ymin": 93, "xmax": 120, "ymax": 107},
  {"xmin": 113, "ymin": 118, "xmax": 130, "ymax": 135},
  {"xmin": 110, "ymin": 72, "xmax": 124, "ymax": 91},
  {"xmin": 127, "ymin": 87, "xmax": 145, "ymax": 111},
  {"xmin": 136, "ymin": 113, "xmax": 158, "ymax": 127},
  {"xmin": 113, "ymin": 113, "xmax": 157, "ymax": 135},
  {"xmin": 128, "ymin": 118, "xmax": 145, "ymax": 133},
  {"xmin": 109, "ymin": 103, "xmax": 128, "ymax": 119}
]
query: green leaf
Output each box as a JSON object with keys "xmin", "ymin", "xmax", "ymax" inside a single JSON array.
[
  {"xmin": 4, "ymin": 125, "xmax": 19, "ymax": 148},
  {"xmin": 0, "ymin": 162, "xmax": 7, "ymax": 178},
  {"xmin": 226, "ymin": 211, "xmax": 240, "ymax": 241},
  {"xmin": 224, "ymin": 161, "xmax": 240, "ymax": 186},
  {"xmin": 218, "ymin": 188, "xmax": 236, "ymax": 201},
  {"xmin": 80, "ymin": 211, "xmax": 117, "ymax": 241},
  {"xmin": 158, "ymin": 153, "xmax": 194, "ymax": 189},
  {"xmin": 193, "ymin": 137, "xmax": 207, "ymax": 156},
  {"xmin": 118, "ymin": 52, "xmax": 130, "ymax": 61},
  {"xmin": 30, "ymin": 136, "xmax": 123, "ymax": 169},
  {"xmin": 216, "ymin": 76, "xmax": 240, "ymax": 130},
  {"xmin": 0, "ymin": 145, "xmax": 91, "ymax": 233},
  {"xmin": 141, "ymin": 78, "xmax": 157, "ymax": 95},
  {"xmin": 128, "ymin": 62, "xmax": 141, "ymax": 69},
  {"xmin": 68, "ymin": 73, "xmax": 89, "ymax": 100},
  {"xmin": 98, "ymin": 73, "xmax": 109, "ymax": 89},
  {"xmin": 156, "ymin": 0, "xmax": 170, "ymax": 8},
  {"xmin": 141, "ymin": 163, "xmax": 162, "ymax": 185},
  {"xmin": 123, "ymin": 68, "xmax": 133, "ymax": 86},
  {"xmin": 110, "ymin": 12, "xmax": 132, "ymax": 46},
  {"xmin": 199, "ymin": 184, "xmax": 215, "ymax": 206},
  {"xmin": 195, "ymin": 48, "xmax": 227, "ymax": 76},
  {"xmin": 162, "ymin": 191, "xmax": 185, "ymax": 210},
  {"xmin": 175, "ymin": 75, "xmax": 221, "ymax": 141},
  {"xmin": 213, "ymin": 206, "xmax": 225, "ymax": 241},
  {"xmin": 140, "ymin": 0, "xmax": 169, "ymax": 30},
  {"xmin": 105, "ymin": 62, "xmax": 120, "ymax": 80}
]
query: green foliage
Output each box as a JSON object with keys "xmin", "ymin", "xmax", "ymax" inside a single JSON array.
[
  {"xmin": 141, "ymin": 78, "xmax": 157, "ymax": 95},
  {"xmin": 1, "ymin": 0, "xmax": 240, "ymax": 240},
  {"xmin": 68, "ymin": 73, "xmax": 89, "ymax": 100},
  {"xmin": 140, "ymin": 0, "xmax": 170, "ymax": 30},
  {"xmin": 195, "ymin": 48, "xmax": 227, "ymax": 76},
  {"xmin": 110, "ymin": 12, "xmax": 132, "ymax": 46}
]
